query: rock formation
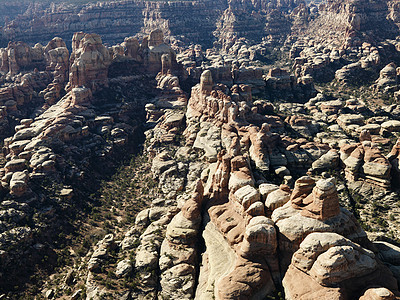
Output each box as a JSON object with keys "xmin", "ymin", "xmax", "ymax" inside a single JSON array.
[
  {"xmin": 159, "ymin": 180, "xmax": 204, "ymax": 299},
  {"xmin": 2, "ymin": 0, "xmax": 400, "ymax": 297},
  {"xmin": 283, "ymin": 232, "xmax": 398, "ymax": 299},
  {"xmin": 272, "ymin": 177, "xmax": 367, "ymax": 270},
  {"xmin": 66, "ymin": 33, "xmax": 111, "ymax": 92},
  {"xmin": 340, "ymin": 134, "xmax": 392, "ymax": 188},
  {"xmin": 0, "ymin": 0, "xmax": 304, "ymax": 50},
  {"xmin": 40, "ymin": 37, "xmax": 69, "ymax": 105}
]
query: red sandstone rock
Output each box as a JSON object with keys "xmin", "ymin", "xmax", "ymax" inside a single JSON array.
[
  {"xmin": 284, "ymin": 232, "xmax": 398, "ymax": 300},
  {"xmin": 301, "ymin": 179, "xmax": 340, "ymax": 220},
  {"xmin": 290, "ymin": 176, "xmax": 315, "ymax": 208},
  {"xmin": 182, "ymin": 180, "xmax": 204, "ymax": 220}
]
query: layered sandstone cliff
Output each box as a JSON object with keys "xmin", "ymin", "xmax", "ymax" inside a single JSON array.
[{"xmin": 0, "ymin": 0, "xmax": 305, "ymax": 51}]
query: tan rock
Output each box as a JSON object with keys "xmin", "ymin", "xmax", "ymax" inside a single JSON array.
[
  {"xmin": 200, "ymin": 70, "xmax": 213, "ymax": 92},
  {"xmin": 206, "ymin": 151, "xmax": 231, "ymax": 201},
  {"xmin": 359, "ymin": 288, "xmax": 395, "ymax": 300},
  {"xmin": 228, "ymin": 156, "xmax": 254, "ymax": 194},
  {"xmin": 272, "ymin": 202, "xmax": 366, "ymax": 271},
  {"xmin": 284, "ymin": 232, "xmax": 397, "ymax": 299},
  {"xmin": 301, "ymin": 179, "xmax": 341, "ymax": 221},
  {"xmin": 240, "ymin": 216, "xmax": 277, "ymax": 257},
  {"xmin": 259, "ymin": 183, "xmax": 279, "ymax": 202},
  {"xmin": 293, "ymin": 233, "xmax": 377, "ymax": 286},
  {"xmin": 311, "ymin": 149, "xmax": 340, "ymax": 172},
  {"xmin": 233, "ymin": 185, "xmax": 260, "ymax": 210},
  {"xmin": 381, "ymin": 120, "xmax": 400, "ymax": 133},
  {"xmin": 66, "ymin": 32, "xmax": 111, "ymax": 92},
  {"xmin": 341, "ymin": 141, "xmax": 391, "ymax": 188},
  {"xmin": 265, "ymin": 186, "xmax": 291, "ymax": 213},
  {"xmin": 245, "ymin": 202, "xmax": 265, "ymax": 216},
  {"xmin": 195, "ymin": 220, "xmax": 236, "ymax": 300}
]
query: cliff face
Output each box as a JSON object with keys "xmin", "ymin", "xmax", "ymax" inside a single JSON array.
[
  {"xmin": 1, "ymin": 0, "xmax": 229, "ymax": 48},
  {"xmin": 3, "ymin": 0, "xmax": 400, "ymax": 52},
  {"xmin": 0, "ymin": 0, "xmax": 303, "ymax": 50},
  {"xmin": 142, "ymin": 0, "xmax": 226, "ymax": 47},
  {"xmin": 303, "ymin": 0, "xmax": 400, "ymax": 48},
  {"xmin": 0, "ymin": 1, "xmax": 31, "ymax": 25},
  {"xmin": 0, "ymin": 1, "xmax": 32, "ymax": 47},
  {"xmin": 2, "ymin": 1, "xmax": 146, "ymax": 47},
  {"xmin": 387, "ymin": 0, "xmax": 400, "ymax": 31},
  {"xmin": 214, "ymin": 0, "xmax": 298, "ymax": 51}
]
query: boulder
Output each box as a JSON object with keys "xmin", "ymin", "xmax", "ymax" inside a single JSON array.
[
  {"xmin": 115, "ymin": 259, "xmax": 132, "ymax": 277},
  {"xmin": 265, "ymin": 186, "xmax": 291, "ymax": 213},
  {"xmin": 233, "ymin": 185, "xmax": 260, "ymax": 210}
]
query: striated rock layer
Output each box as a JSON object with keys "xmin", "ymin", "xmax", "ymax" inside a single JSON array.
[{"xmin": 1, "ymin": 0, "xmax": 303, "ymax": 49}]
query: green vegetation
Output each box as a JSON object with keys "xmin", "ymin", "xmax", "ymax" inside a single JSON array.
[{"xmin": 265, "ymin": 289, "xmax": 285, "ymax": 300}]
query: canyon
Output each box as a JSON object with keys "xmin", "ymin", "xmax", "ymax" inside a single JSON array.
[{"xmin": 2, "ymin": 0, "xmax": 400, "ymax": 299}]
